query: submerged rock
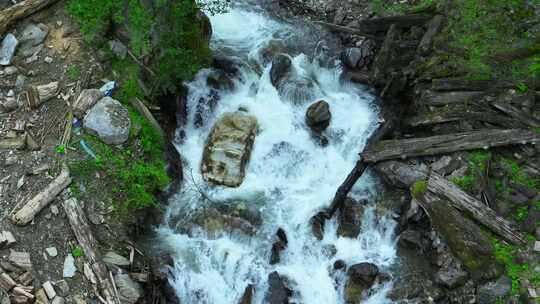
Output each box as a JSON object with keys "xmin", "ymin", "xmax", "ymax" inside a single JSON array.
[
  {"xmin": 83, "ymin": 97, "xmax": 131, "ymax": 145},
  {"xmin": 0, "ymin": 34, "xmax": 18, "ymax": 66},
  {"xmin": 265, "ymin": 271, "xmax": 292, "ymax": 304},
  {"xmin": 239, "ymin": 284, "xmax": 254, "ymax": 304},
  {"xmin": 270, "ymin": 54, "xmax": 292, "ymax": 88},
  {"xmin": 192, "ymin": 207, "xmax": 258, "ymax": 236},
  {"xmin": 345, "ymin": 262, "xmax": 379, "ymax": 303},
  {"xmin": 306, "ymin": 100, "xmax": 331, "ymax": 133},
  {"xmin": 310, "ymin": 211, "xmax": 327, "ymax": 240},
  {"xmin": 201, "ymin": 111, "xmax": 258, "ymax": 187},
  {"xmin": 270, "ymin": 228, "xmax": 288, "ymax": 265},
  {"xmin": 337, "ymin": 198, "xmax": 364, "ymax": 238}
]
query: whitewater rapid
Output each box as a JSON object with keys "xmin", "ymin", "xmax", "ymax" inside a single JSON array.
[{"xmin": 157, "ymin": 3, "xmax": 398, "ymax": 303}]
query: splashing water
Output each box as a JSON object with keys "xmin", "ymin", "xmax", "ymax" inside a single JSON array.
[{"xmin": 157, "ymin": 3, "xmax": 398, "ymax": 304}]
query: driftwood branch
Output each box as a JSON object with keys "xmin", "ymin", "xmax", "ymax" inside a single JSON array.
[
  {"xmin": 11, "ymin": 164, "xmax": 71, "ymax": 225},
  {"xmin": 0, "ymin": 0, "xmax": 60, "ymax": 36},
  {"xmin": 62, "ymin": 198, "xmax": 120, "ymax": 304},
  {"xmin": 129, "ymin": 98, "xmax": 165, "ymax": 137},
  {"xmin": 362, "ymin": 129, "xmax": 540, "ymax": 163},
  {"xmin": 312, "ymin": 21, "xmax": 378, "ymax": 39}
]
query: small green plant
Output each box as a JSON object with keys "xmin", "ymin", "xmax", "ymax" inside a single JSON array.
[
  {"xmin": 55, "ymin": 145, "xmax": 66, "ymax": 154},
  {"xmin": 411, "ymin": 180, "xmax": 428, "ymax": 199},
  {"xmin": 453, "ymin": 175, "xmax": 474, "ymax": 191},
  {"xmin": 515, "ymin": 206, "xmax": 528, "ymax": 222},
  {"xmin": 516, "ymin": 82, "xmax": 529, "ymax": 93},
  {"xmin": 72, "ymin": 246, "xmax": 85, "ymax": 257},
  {"xmin": 67, "ymin": 65, "xmax": 81, "ymax": 80}
]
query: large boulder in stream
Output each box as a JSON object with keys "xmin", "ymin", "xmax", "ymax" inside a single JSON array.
[
  {"xmin": 345, "ymin": 262, "xmax": 379, "ymax": 303},
  {"xmin": 337, "ymin": 198, "xmax": 364, "ymax": 238},
  {"xmin": 265, "ymin": 271, "xmax": 293, "ymax": 304},
  {"xmin": 201, "ymin": 111, "xmax": 258, "ymax": 187},
  {"xmin": 306, "ymin": 100, "xmax": 331, "ymax": 134}
]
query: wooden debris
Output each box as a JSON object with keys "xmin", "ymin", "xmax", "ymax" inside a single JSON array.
[
  {"xmin": 128, "ymin": 273, "xmax": 148, "ymax": 283},
  {"xmin": 42, "ymin": 281, "xmax": 56, "ymax": 299},
  {"xmin": 0, "ymin": 0, "xmax": 60, "ymax": 36},
  {"xmin": 372, "ymin": 24, "xmax": 398, "ymax": 86},
  {"xmin": 312, "ymin": 21, "xmax": 378, "ymax": 39},
  {"xmin": 0, "ymin": 273, "xmax": 16, "ymax": 290},
  {"xmin": 16, "ymin": 272, "xmax": 32, "ymax": 286},
  {"xmin": 8, "ymin": 251, "xmax": 32, "ymax": 271},
  {"xmin": 27, "ymin": 82, "xmax": 59, "ymax": 109},
  {"xmin": 129, "ymin": 98, "xmax": 165, "ymax": 137},
  {"xmin": 405, "ymin": 108, "xmax": 519, "ymax": 128},
  {"xmin": 426, "ymin": 172, "xmax": 526, "ymax": 245},
  {"xmin": 0, "ymin": 231, "xmax": 16, "ymax": 248},
  {"xmin": 325, "ymin": 116, "xmax": 397, "ymax": 217},
  {"xmin": 491, "ymin": 100, "xmax": 540, "ymax": 128},
  {"xmin": 431, "ymin": 78, "xmax": 517, "ymax": 92},
  {"xmin": 12, "ymin": 286, "xmax": 34, "ymax": 300},
  {"xmin": 417, "ymin": 15, "xmax": 444, "ymax": 55},
  {"xmin": 362, "ymin": 129, "xmax": 540, "ymax": 163},
  {"xmin": 83, "ymin": 263, "xmax": 97, "ymax": 285},
  {"xmin": 35, "ymin": 289, "xmax": 49, "ymax": 304},
  {"xmin": 62, "ymin": 198, "xmax": 120, "ymax": 304},
  {"xmin": 357, "ymin": 13, "xmax": 434, "ymax": 33},
  {"xmin": 0, "ymin": 137, "xmax": 26, "ymax": 150},
  {"xmin": 419, "ymin": 90, "xmax": 485, "ymax": 106},
  {"xmin": 11, "ymin": 164, "xmax": 71, "ymax": 225}
]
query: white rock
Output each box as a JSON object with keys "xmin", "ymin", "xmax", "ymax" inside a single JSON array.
[
  {"xmin": 3, "ymin": 66, "xmax": 17, "ymax": 76},
  {"xmin": 63, "ymin": 254, "xmax": 76, "ymax": 278},
  {"xmin": 44, "ymin": 56, "xmax": 53, "ymax": 64},
  {"xmin": 45, "ymin": 247, "xmax": 58, "ymax": 257},
  {"xmin": 0, "ymin": 34, "xmax": 18, "ymax": 66},
  {"xmin": 534, "ymin": 241, "xmax": 540, "ymax": 252},
  {"xmin": 83, "ymin": 97, "xmax": 131, "ymax": 145}
]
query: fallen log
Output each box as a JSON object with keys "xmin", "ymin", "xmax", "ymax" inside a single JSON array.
[
  {"xmin": 325, "ymin": 116, "xmax": 397, "ymax": 217},
  {"xmin": 357, "ymin": 13, "xmax": 434, "ymax": 33},
  {"xmin": 0, "ymin": 0, "xmax": 60, "ymax": 37},
  {"xmin": 426, "ymin": 172, "xmax": 526, "ymax": 245},
  {"xmin": 130, "ymin": 97, "xmax": 165, "ymax": 137},
  {"xmin": 62, "ymin": 198, "xmax": 120, "ymax": 304},
  {"xmin": 11, "ymin": 164, "xmax": 71, "ymax": 225},
  {"xmin": 419, "ymin": 90, "xmax": 485, "ymax": 106},
  {"xmin": 417, "ymin": 15, "xmax": 444, "ymax": 55},
  {"xmin": 376, "ymin": 161, "xmax": 526, "ymax": 245},
  {"xmin": 431, "ymin": 78, "xmax": 516, "ymax": 92},
  {"xmin": 491, "ymin": 100, "xmax": 540, "ymax": 128},
  {"xmin": 362, "ymin": 129, "xmax": 540, "ymax": 163},
  {"xmin": 405, "ymin": 109, "xmax": 520, "ymax": 128},
  {"xmin": 487, "ymin": 38, "xmax": 540, "ymax": 63},
  {"xmin": 312, "ymin": 21, "xmax": 378, "ymax": 39},
  {"xmin": 372, "ymin": 24, "xmax": 398, "ymax": 86}
]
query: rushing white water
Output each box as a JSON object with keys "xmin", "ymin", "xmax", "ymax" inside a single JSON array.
[{"xmin": 157, "ymin": 3, "xmax": 398, "ymax": 303}]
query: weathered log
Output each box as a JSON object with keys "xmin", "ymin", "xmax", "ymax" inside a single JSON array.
[
  {"xmin": 487, "ymin": 38, "xmax": 540, "ymax": 63},
  {"xmin": 372, "ymin": 24, "xmax": 398, "ymax": 86},
  {"xmin": 11, "ymin": 164, "xmax": 71, "ymax": 225},
  {"xmin": 417, "ymin": 15, "xmax": 444, "ymax": 55},
  {"xmin": 431, "ymin": 78, "xmax": 517, "ymax": 92},
  {"xmin": 357, "ymin": 13, "xmax": 434, "ymax": 33},
  {"xmin": 27, "ymin": 82, "xmax": 59, "ymax": 109},
  {"xmin": 426, "ymin": 173, "xmax": 526, "ymax": 245},
  {"xmin": 0, "ymin": 0, "xmax": 60, "ymax": 37},
  {"xmin": 419, "ymin": 90, "xmax": 485, "ymax": 106},
  {"xmin": 377, "ymin": 161, "xmax": 526, "ymax": 244},
  {"xmin": 0, "ymin": 136, "xmax": 26, "ymax": 150},
  {"xmin": 62, "ymin": 198, "xmax": 119, "ymax": 304},
  {"xmin": 325, "ymin": 116, "xmax": 397, "ymax": 217},
  {"xmin": 312, "ymin": 21, "xmax": 378, "ymax": 39},
  {"xmin": 129, "ymin": 98, "xmax": 165, "ymax": 137},
  {"xmin": 362, "ymin": 129, "xmax": 540, "ymax": 163},
  {"xmin": 491, "ymin": 100, "xmax": 540, "ymax": 128},
  {"xmin": 405, "ymin": 109, "xmax": 520, "ymax": 128}
]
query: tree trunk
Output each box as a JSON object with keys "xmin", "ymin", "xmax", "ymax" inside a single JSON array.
[
  {"xmin": 11, "ymin": 164, "xmax": 71, "ymax": 225},
  {"xmin": 0, "ymin": 0, "xmax": 60, "ymax": 36},
  {"xmin": 362, "ymin": 129, "xmax": 540, "ymax": 163}
]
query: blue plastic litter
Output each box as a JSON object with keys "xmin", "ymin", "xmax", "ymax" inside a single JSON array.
[
  {"xmin": 100, "ymin": 81, "xmax": 116, "ymax": 96},
  {"xmin": 80, "ymin": 139, "xmax": 97, "ymax": 160}
]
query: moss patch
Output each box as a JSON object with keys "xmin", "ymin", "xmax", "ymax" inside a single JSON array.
[{"xmin": 411, "ymin": 180, "xmax": 428, "ymax": 199}]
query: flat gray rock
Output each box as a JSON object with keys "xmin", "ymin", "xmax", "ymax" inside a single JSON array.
[
  {"xmin": 115, "ymin": 273, "xmax": 143, "ymax": 304},
  {"xmin": 0, "ymin": 34, "xmax": 18, "ymax": 66},
  {"xmin": 83, "ymin": 97, "xmax": 131, "ymax": 145},
  {"xmin": 103, "ymin": 251, "xmax": 130, "ymax": 267}
]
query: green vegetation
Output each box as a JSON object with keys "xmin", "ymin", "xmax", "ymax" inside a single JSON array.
[
  {"xmin": 452, "ymin": 150, "xmax": 489, "ymax": 191},
  {"xmin": 67, "ymin": 0, "xmax": 212, "ymax": 94},
  {"xmin": 500, "ymin": 158, "xmax": 539, "ymax": 189},
  {"xmin": 515, "ymin": 206, "xmax": 528, "ymax": 222},
  {"xmin": 67, "ymin": 65, "xmax": 81, "ymax": 80},
  {"xmin": 55, "ymin": 145, "xmax": 66, "ymax": 154},
  {"xmin": 411, "ymin": 180, "xmax": 428, "ymax": 198},
  {"xmin": 493, "ymin": 238, "xmax": 540, "ymax": 295},
  {"xmin": 373, "ymin": 0, "xmax": 437, "ymax": 15},
  {"xmin": 71, "ymin": 246, "xmax": 85, "ymax": 257}
]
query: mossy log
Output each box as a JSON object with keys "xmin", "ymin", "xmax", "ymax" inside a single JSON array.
[
  {"xmin": 491, "ymin": 100, "xmax": 540, "ymax": 128},
  {"xmin": 357, "ymin": 13, "xmax": 434, "ymax": 34},
  {"xmin": 0, "ymin": 0, "xmax": 60, "ymax": 36},
  {"xmin": 405, "ymin": 109, "xmax": 521, "ymax": 128},
  {"xmin": 372, "ymin": 24, "xmax": 398, "ymax": 86},
  {"xmin": 362, "ymin": 129, "xmax": 540, "ymax": 163},
  {"xmin": 431, "ymin": 78, "xmax": 517, "ymax": 92},
  {"xmin": 419, "ymin": 90, "xmax": 485, "ymax": 106},
  {"xmin": 417, "ymin": 15, "xmax": 444, "ymax": 55}
]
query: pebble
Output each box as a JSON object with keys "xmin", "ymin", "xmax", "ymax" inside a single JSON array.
[
  {"xmin": 6, "ymin": 89, "xmax": 14, "ymax": 97},
  {"xmin": 63, "ymin": 254, "xmax": 76, "ymax": 278},
  {"xmin": 50, "ymin": 205, "xmax": 59, "ymax": 216},
  {"xmin": 534, "ymin": 241, "xmax": 540, "ymax": 253},
  {"xmin": 44, "ymin": 56, "xmax": 53, "ymax": 64},
  {"xmin": 4, "ymin": 66, "xmax": 17, "ymax": 76},
  {"xmin": 45, "ymin": 247, "xmax": 58, "ymax": 257}
]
